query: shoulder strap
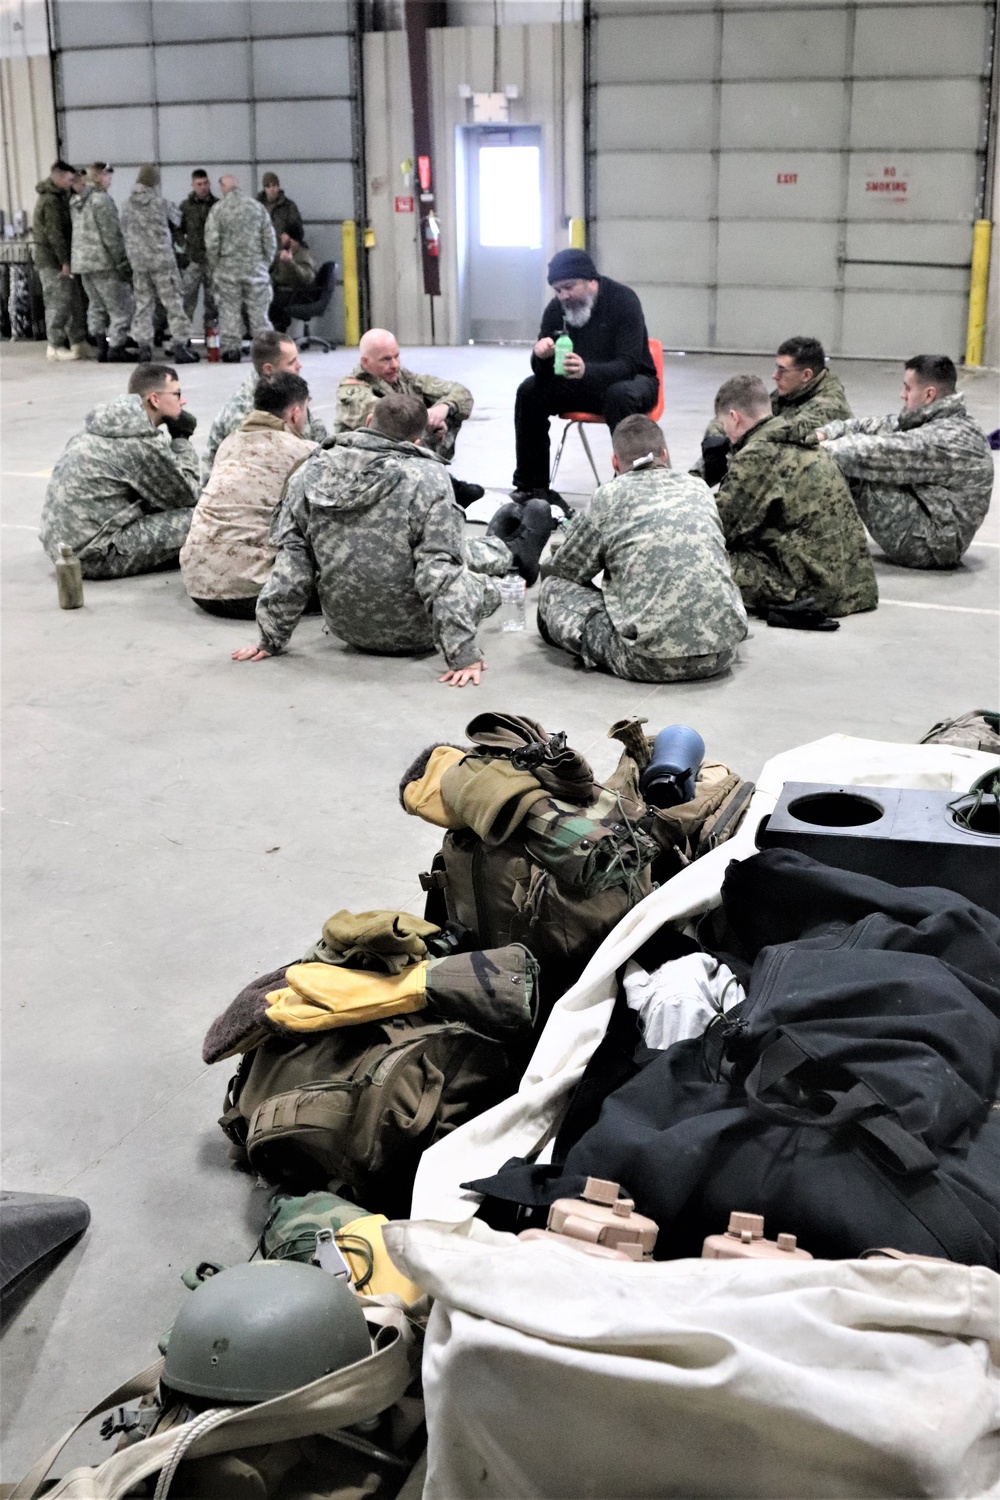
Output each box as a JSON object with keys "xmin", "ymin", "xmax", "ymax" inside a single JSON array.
[
  {"xmin": 10, "ymin": 1360, "xmax": 163, "ymax": 1500},
  {"xmin": 17, "ymin": 1312, "xmax": 412, "ymax": 1500}
]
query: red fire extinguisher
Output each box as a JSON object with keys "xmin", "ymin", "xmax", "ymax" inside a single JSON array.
[
  {"xmin": 424, "ymin": 213, "xmax": 441, "ymax": 259},
  {"xmin": 206, "ymin": 326, "xmax": 220, "ymax": 363}
]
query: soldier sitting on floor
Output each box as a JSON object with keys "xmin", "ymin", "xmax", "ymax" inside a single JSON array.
[
  {"xmin": 697, "ymin": 335, "xmax": 853, "ymax": 487},
  {"xmin": 204, "ymin": 329, "xmax": 327, "ymax": 474},
  {"xmin": 40, "ymin": 363, "xmax": 200, "ymax": 579},
  {"xmin": 535, "ymin": 414, "xmax": 748, "ymax": 684},
  {"xmin": 233, "ymin": 394, "xmax": 550, "ymax": 687},
  {"xmin": 816, "ymin": 354, "xmax": 994, "ymax": 570},
  {"xmin": 336, "ymin": 327, "xmax": 484, "ymax": 508},
  {"xmin": 714, "ymin": 374, "xmax": 878, "ymax": 620},
  {"xmin": 181, "ymin": 371, "xmax": 317, "ymax": 620}
]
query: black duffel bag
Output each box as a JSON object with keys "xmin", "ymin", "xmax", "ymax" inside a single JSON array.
[{"xmin": 467, "ymin": 853, "xmax": 1000, "ymax": 1265}]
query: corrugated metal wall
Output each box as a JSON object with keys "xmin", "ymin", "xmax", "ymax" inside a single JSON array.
[
  {"xmin": 49, "ymin": 0, "xmax": 366, "ymax": 340},
  {"xmin": 588, "ymin": 0, "xmax": 995, "ymax": 358}
]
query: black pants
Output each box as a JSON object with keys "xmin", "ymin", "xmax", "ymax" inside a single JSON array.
[
  {"xmin": 268, "ymin": 290, "xmax": 296, "ymax": 334},
  {"xmin": 513, "ymin": 371, "xmax": 659, "ymax": 491}
]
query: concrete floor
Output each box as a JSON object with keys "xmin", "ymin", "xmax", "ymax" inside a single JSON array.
[{"xmin": 1, "ymin": 339, "xmax": 997, "ymax": 1479}]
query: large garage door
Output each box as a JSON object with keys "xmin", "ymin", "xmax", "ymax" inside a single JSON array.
[
  {"xmin": 50, "ymin": 0, "xmax": 365, "ymax": 340},
  {"xmin": 587, "ymin": 1, "xmax": 994, "ymax": 358}
]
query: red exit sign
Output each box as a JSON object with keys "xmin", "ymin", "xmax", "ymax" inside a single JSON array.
[
  {"xmin": 777, "ymin": 173, "xmax": 798, "ymax": 184},
  {"xmin": 394, "ymin": 195, "xmax": 415, "ymax": 213}
]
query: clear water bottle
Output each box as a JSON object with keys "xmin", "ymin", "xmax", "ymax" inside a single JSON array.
[{"xmin": 499, "ymin": 574, "xmax": 526, "ymax": 632}]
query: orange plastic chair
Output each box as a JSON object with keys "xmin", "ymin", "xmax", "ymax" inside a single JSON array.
[{"xmin": 550, "ymin": 337, "xmax": 665, "ymax": 489}]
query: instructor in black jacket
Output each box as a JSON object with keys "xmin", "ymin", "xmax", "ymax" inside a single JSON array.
[{"xmin": 512, "ymin": 249, "xmax": 658, "ymax": 502}]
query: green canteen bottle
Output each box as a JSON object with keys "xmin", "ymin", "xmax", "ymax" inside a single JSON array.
[
  {"xmin": 56, "ymin": 542, "xmax": 84, "ymax": 609},
  {"xmin": 553, "ymin": 329, "xmax": 573, "ymax": 376}
]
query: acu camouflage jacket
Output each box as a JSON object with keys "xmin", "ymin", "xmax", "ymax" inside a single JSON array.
[
  {"xmin": 820, "ymin": 394, "xmax": 994, "ymax": 564},
  {"xmin": 39, "ymin": 394, "xmax": 200, "ymax": 564},
  {"xmin": 70, "ymin": 186, "xmax": 130, "ymax": 278},
  {"xmin": 255, "ymin": 430, "xmax": 494, "ymax": 667},
  {"xmin": 544, "ymin": 465, "xmax": 748, "ymax": 663}
]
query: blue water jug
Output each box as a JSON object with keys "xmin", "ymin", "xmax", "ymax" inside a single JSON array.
[{"xmin": 639, "ymin": 725, "xmax": 705, "ymax": 809}]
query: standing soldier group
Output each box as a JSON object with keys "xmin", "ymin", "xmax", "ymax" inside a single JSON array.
[{"xmin": 32, "ymin": 161, "xmax": 307, "ymax": 366}]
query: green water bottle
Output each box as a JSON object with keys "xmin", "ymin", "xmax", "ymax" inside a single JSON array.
[
  {"xmin": 56, "ymin": 542, "xmax": 84, "ymax": 610},
  {"xmin": 554, "ymin": 328, "xmax": 573, "ymax": 376}
]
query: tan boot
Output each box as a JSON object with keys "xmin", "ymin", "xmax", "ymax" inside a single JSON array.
[
  {"xmin": 69, "ymin": 342, "xmax": 94, "ymax": 360},
  {"xmin": 54, "ymin": 346, "xmax": 79, "ymax": 361},
  {"xmin": 46, "ymin": 345, "xmax": 61, "ymax": 361}
]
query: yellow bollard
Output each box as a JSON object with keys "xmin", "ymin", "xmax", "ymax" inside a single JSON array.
[
  {"xmin": 569, "ymin": 217, "xmax": 585, "ymax": 250},
  {"xmin": 964, "ymin": 219, "xmax": 991, "ymax": 368},
  {"xmin": 342, "ymin": 219, "xmax": 360, "ymax": 347}
]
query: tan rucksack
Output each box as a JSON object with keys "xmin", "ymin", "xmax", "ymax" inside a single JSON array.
[
  {"xmin": 605, "ymin": 717, "xmax": 755, "ymax": 882},
  {"xmin": 919, "ymin": 711, "xmax": 1000, "ymax": 754},
  {"xmin": 220, "ymin": 1013, "xmax": 515, "ymax": 1212}
]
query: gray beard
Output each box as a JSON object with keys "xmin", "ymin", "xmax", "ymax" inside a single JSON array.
[{"xmin": 563, "ymin": 299, "xmax": 594, "ymax": 329}]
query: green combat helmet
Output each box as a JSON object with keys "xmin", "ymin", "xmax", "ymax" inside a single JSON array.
[{"xmin": 162, "ymin": 1260, "xmax": 372, "ymax": 1403}]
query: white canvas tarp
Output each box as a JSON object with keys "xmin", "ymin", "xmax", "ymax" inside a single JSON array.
[{"xmin": 388, "ymin": 734, "xmax": 1000, "ymax": 1499}]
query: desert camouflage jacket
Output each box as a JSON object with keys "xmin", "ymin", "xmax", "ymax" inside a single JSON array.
[
  {"xmin": 718, "ymin": 415, "xmax": 878, "ymax": 616},
  {"xmin": 32, "ymin": 178, "xmax": 71, "ymax": 270},
  {"xmin": 544, "ymin": 464, "xmax": 748, "ymax": 661},
  {"xmin": 121, "ymin": 183, "xmax": 182, "ymax": 271},
  {"xmin": 256, "ymin": 430, "xmax": 499, "ymax": 666},
  {"xmin": 205, "ymin": 190, "xmax": 277, "ymax": 281},
  {"xmin": 70, "ymin": 186, "xmax": 130, "ymax": 278},
  {"xmin": 180, "ymin": 411, "xmax": 316, "ymax": 601},
  {"xmin": 335, "ymin": 365, "xmax": 474, "ymax": 435},
  {"xmin": 204, "ymin": 371, "xmax": 328, "ymax": 472},
  {"xmin": 39, "ymin": 394, "xmax": 200, "ymax": 563},
  {"xmin": 820, "ymin": 395, "xmax": 994, "ymax": 560}
]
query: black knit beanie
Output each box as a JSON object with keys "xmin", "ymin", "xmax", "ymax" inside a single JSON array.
[{"xmin": 547, "ymin": 248, "xmax": 598, "ymax": 284}]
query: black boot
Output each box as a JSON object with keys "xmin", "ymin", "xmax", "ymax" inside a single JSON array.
[
  {"xmin": 220, "ymin": 348, "xmax": 241, "ymax": 364},
  {"xmin": 135, "ymin": 344, "xmax": 153, "ymax": 363},
  {"xmin": 450, "ymin": 477, "xmax": 485, "ymax": 509},
  {"xmin": 497, "ymin": 498, "xmax": 555, "ymax": 587},
  {"xmin": 510, "ymin": 486, "xmax": 570, "ymax": 517},
  {"xmin": 170, "ymin": 343, "xmax": 200, "ymax": 365},
  {"xmin": 95, "ymin": 335, "xmax": 109, "ymax": 363},
  {"xmin": 107, "ymin": 343, "xmax": 138, "ymax": 363}
]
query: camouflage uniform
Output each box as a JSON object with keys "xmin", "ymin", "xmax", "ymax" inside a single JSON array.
[
  {"xmin": 335, "ymin": 365, "xmax": 473, "ymax": 463},
  {"xmin": 820, "ymin": 395, "xmax": 994, "ymax": 569},
  {"xmin": 178, "ymin": 188, "xmax": 219, "ymax": 329},
  {"xmin": 120, "ymin": 183, "xmax": 191, "ymax": 348},
  {"xmin": 537, "ymin": 465, "xmax": 748, "ymax": 683},
  {"xmin": 717, "ymin": 416, "xmax": 878, "ymax": 616},
  {"xmin": 32, "ymin": 177, "xmax": 87, "ymax": 348},
  {"xmin": 204, "ymin": 370, "xmax": 328, "ymax": 474},
  {"xmin": 204, "ymin": 190, "xmax": 277, "ymax": 355},
  {"xmin": 39, "ymin": 394, "xmax": 200, "ymax": 579},
  {"xmin": 181, "ymin": 411, "xmax": 316, "ymax": 603},
  {"xmin": 699, "ymin": 367, "xmax": 853, "ymax": 480},
  {"xmin": 254, "ymin": 430, "xmax": 509, "ymax": 666},
  {"xmin": 69, "ymin": 184, "xmax": 133, "ymax": 346}
]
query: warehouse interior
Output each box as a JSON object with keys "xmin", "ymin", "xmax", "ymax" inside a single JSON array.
[{"xmin": 2, "ymin": 0, "xmax": 999, "ymax": 1495}]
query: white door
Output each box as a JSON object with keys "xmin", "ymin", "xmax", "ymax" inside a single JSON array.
[{"xmin": 458, "ymin": 124, "xmax": 546, "ymax": 342}]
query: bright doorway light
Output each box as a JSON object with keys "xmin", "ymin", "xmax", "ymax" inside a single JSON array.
[{"xmin": 479, "ymin": 145, "xmax": 541, "ymax": 248}]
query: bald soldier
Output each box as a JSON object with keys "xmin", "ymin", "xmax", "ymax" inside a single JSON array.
[{"xmin": 336, "ymin": 328, "xmax": 484, "ymax": 507}]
